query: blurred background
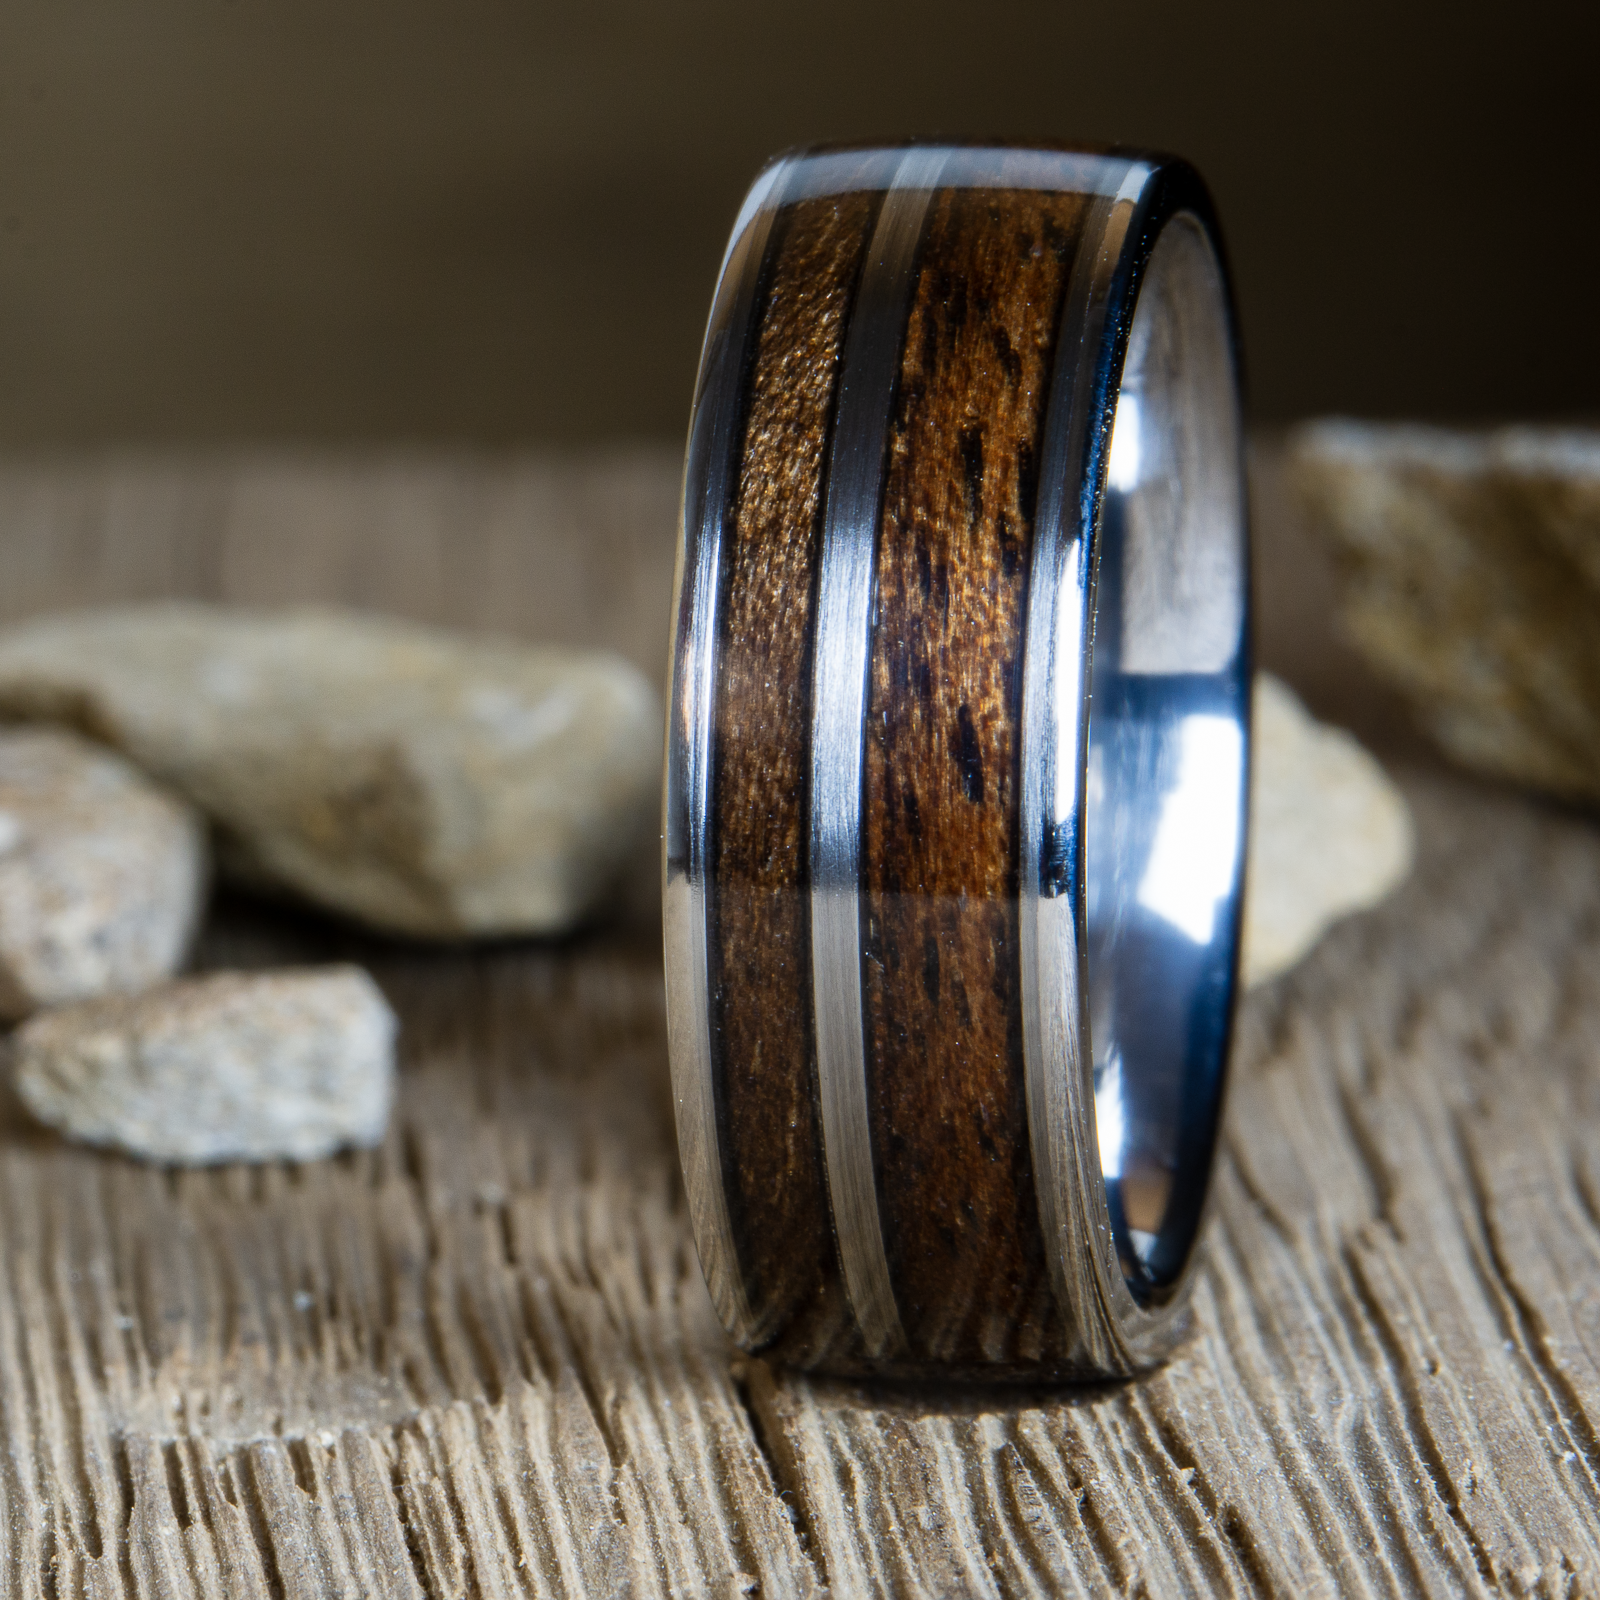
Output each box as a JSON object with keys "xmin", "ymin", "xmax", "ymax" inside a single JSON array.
[{"xmin": 0, "ymin": 0, "xmax": 1592, "ymax": 449}]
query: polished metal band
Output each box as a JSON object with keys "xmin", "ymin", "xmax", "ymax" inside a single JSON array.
[
  {"xmin": 666, "ymin": 142, "xmax": 1249, "ymax": 1378},
  {"xmin": 664, "ymin": 158, "xmax": 788, "ymax": 1348},
  {"xmin": 1017, "ymin": 166, "xmax": 1149, "ymax": 1373}
]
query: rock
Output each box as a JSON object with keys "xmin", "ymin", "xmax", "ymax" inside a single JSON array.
[
  {"xmin": 1286, "ymin": 420, "xmax": 1600, "ymax": 806},
  {"xmin": 1243, "ymin": 673, "xmax": 1414, "ymax": 988},
  {"xmin": 0, "ymin": 726, "xmax": 206, "ymax": 1021},
  {"xmin": 11, "ymin": 966, "xmax": 397, "ymax": 1164},
  {"xmin": 0, "ymin": 604, "xmax": 662, "ymax": 938}
]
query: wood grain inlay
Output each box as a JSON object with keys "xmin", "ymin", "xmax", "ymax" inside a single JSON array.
[
  {"xmin": 863, "ymin": 187, "xmax": 1091, "ymax": 1364},
  {"xmin": 709, "ymin": 191, "xmax": 878, "ymax": 1356}
]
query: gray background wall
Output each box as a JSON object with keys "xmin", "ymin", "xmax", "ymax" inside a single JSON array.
[{"xmin": 0, "ymin": 0, "xmax": 1590, "ymax": 446}]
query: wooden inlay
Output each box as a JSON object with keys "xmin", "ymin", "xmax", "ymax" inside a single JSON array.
[
  {"xmin": 862, "ymin": 186, "xmax": 1091, "ymax": 1363},
  {"xmin": 709, "ymin": 191, "xmax": 877, "ymax": 1356}
]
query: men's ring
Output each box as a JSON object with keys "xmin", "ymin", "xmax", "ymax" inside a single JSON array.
[{"xmin": 665, "ymin": 141, "xmax": 1249, "ymax": 1379}]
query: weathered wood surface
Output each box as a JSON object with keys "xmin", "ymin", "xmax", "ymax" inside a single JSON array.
[{"xmin": 0, "ymin": 450, "xmax": 1597, "ymax": 1597}]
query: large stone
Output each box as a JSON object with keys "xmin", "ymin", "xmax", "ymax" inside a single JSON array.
[
  {"xmin": 0, "ymin": 604, "xmax": 661, "ymax": 938},
  {"xmin": 1286, "ymin": 420, "xmax": 1600, "ymax": 806},
  {"xmin": 0, "ymin": 726, "xmax": 206, "ymax": 1021},
  {"xmin": 1243, "ymin": 673, "xmax": 1414, "ymax": 988},
  {"xmin": 11, "ymin": 966, "xmax": 397, "ymax": 1164}
]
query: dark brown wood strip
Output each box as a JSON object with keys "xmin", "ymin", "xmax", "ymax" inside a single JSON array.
[
  {"xmin": 708, "ymin": 191, "xmax": 878, "ymax": 1359},
  {"xmin": 863, "ymin": 186, "xmax": 1091, "ymax": 1365}
]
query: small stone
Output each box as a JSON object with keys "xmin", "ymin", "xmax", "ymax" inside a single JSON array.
[
  {"xmin": 10, "ymin": 967, "xmax": 397, "ymax": 1165},
  {"xmin": 1286, "ymin": 420, "xmax": 1600, "ymax": 807},
  {"xmin": 1243, "ymin": 673, "xmax": 1414, "ymax": 988},
  {"xmin": 0, "ymin": 726, "xmax": 206, "ymax": 1021},
  {"xmin": 0, "ymin": 604, "xmax": 662, "ymax": 938}
]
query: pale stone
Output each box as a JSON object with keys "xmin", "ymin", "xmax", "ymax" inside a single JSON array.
[
  {"xmin": 1243, "ymin": 673, "xmax": 1414, "ymax": 988},
  {"xmin": 1286, "ymin": 420, "xmax": 1600, "ymax": 806},
  {"xmin": 0, "ymin": 726, "xmax": 206, "ymax": 1021},
  {"xmin": 11, "ymin": 966, "xmax": 397, "ymax": 1164},
  {"xmin": 0, "ymin": 605, "xmax": 661, "ymax": 938}
]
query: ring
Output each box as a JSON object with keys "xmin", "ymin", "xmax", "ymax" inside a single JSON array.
[{"xmin": 665, "ymin": 142, "xmax": 1249, "ymax": 1378}]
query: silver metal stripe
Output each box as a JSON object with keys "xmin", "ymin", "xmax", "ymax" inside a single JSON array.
[
  {"xmin": 782, "ymin": 145, "xmax": 1139, "ymax": 206},
  {"xmin": 810, "ymin": 146, "xmax": 948, "ymax": 1360},
  {"xmin": 664, "ymin": 157, "xmax": 789, "ymax": 1348},
  {"xmin": 1018, "ymin": 161, "xmax": 1150, "ymax": 1369}
]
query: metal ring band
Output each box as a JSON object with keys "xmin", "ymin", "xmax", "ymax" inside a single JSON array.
[{"xmin": 665, "ymin": 142, "xmax": 1249, "ymax": 1379}]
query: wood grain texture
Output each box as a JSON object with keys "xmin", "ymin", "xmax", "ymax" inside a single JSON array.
[
  {"xmin": 863, "ymin": 188, "xmax": 1088, "ymax": 1367},
  {"xmin": 0, "ymin": 451, "xmax": 1597, "ymax": 1596},
  {"xmin": 710, "ymin": 191, "xmax": 877, "ymax": 1361}
]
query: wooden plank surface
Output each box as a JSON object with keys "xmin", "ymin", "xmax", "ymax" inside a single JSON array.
[{"xmin": 0, "ymin": 450, "xmax": 1597, "ymax": 1597}]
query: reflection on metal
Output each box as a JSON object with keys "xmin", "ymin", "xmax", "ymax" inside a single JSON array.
[
  {"xmin": 1083, "ymin": 213, "xmax": 1249, "ymax": 1300},
  {"xmin": 1136, "ymin": 715, "xmax": 1245, "ymax": 945},
  {"xmin": 1018, "ymin": 159, "xmax": 1146, "ymax": 1373},
  {"xmin": 1021, "ymin": 177, "xmax": 1248, "ymax": 1367},
  {"xmin": 663, "ymin": 157, "xmax": 789, "ymax": 1349},
  {"xmin": 1114, "ymin": 219, "xmax": 1246, "ymax": 679}
]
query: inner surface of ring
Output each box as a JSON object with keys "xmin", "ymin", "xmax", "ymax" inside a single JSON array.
[{"xmin": 1084, "ymin": 212, "xmax": 1246, "ymax": 1297}]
